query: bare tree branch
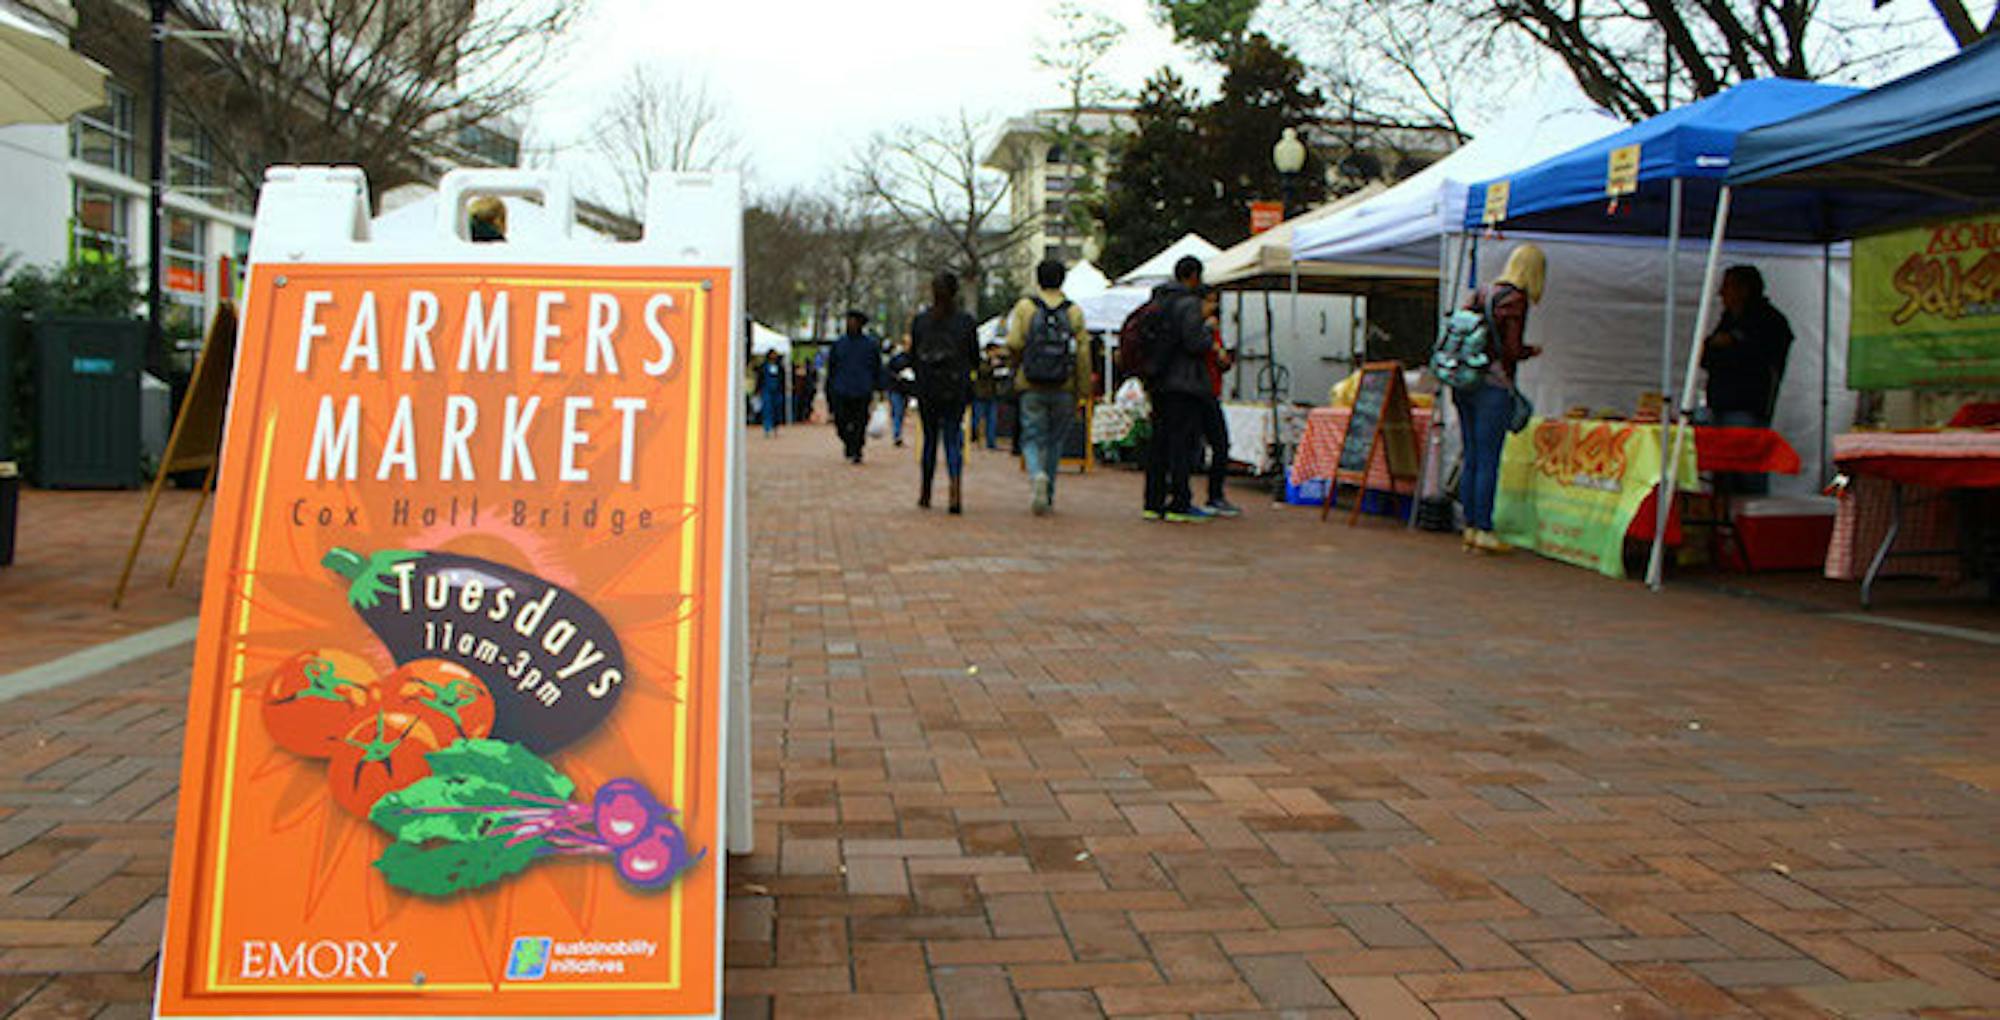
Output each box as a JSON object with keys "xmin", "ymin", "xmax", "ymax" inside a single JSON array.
[{"xmin": 588, "ymin": 65, "xmax": 741, "ymax": 217}]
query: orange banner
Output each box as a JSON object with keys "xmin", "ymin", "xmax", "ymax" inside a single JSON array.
[{"xmin": 158, "ymin": 263, "xmax": 733, "ymax": 1017}]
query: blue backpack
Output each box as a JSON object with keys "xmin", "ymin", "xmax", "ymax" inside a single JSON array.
[{"xmin": 1430, "ymin": 305, "xmax": 1494, "ymax": 392}]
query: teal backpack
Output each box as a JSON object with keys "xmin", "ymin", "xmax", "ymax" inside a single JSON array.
[{"xmin": 1429, "ymin": 305, "xmax": 1494, "ymax": 391}]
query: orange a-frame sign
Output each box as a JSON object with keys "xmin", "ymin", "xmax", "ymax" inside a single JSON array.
[{"xmin": 157, "ymin": 168, "xmax": 738, "ymax": 1019}]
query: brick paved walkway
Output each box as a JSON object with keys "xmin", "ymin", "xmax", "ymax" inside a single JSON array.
[
  {"xmin": 1, "ymin": 489, "xmax": 210, "ymax": 671},
  {"xmin": 3, "ymin": 424, "xmax": 1998, "ymax": 1018}
]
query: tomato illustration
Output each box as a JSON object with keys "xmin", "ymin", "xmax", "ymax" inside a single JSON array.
[
  {"xmin": 260, "ymin": 650, "xmax": 378, "ymax": 758},
  {"xmin": 327, "ymin": 708, "xmax": 445, "ymax": 818},
  {"xmin": 383, "ymin": 659, "xmax": 494, "ymax": 743}
]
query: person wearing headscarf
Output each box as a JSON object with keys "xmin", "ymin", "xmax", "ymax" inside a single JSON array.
[{"xmin": 1458, "ymin": 243, "xmax": 1545, "ymax": 554}]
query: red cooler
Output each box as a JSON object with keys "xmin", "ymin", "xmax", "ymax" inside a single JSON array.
[{"xmin": 1723, "ymin": 495, "xmax": 1837, "ymax": 572}]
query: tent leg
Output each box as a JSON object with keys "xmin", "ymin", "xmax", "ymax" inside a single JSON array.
[
  {"xmin": 1647, "ymin": 186, "xmax": 1733, "ymax": 591},
  {"xmin": 1820, "ymin": 243, "xmax": 1832, "ymax": 487},
  {"xmin": 1648, "ymin": 179, "xmax": 1684, "ymax": 588}
]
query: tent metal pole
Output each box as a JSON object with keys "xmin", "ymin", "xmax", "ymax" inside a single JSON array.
[
  {"xmin": 1648, "ymin": 179, "xmax": 1684, "ymax": 589},
  {"xmin": 1646, "ymin": 185, "xmax": 1733, "ymax": 591},
  {"xmin": 1820, "ymin": 242, "xmax": 1832, "ymax": 487},
  {"xmin": 1278, "ymin": 258, "xmax": 1299, "ymax": 480}
]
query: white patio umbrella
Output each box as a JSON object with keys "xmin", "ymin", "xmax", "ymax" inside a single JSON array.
[{"xmin": 0, "ymin": 16, "xmax": 106, "ymax": 128}]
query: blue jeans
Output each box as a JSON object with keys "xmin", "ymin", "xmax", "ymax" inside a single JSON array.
[
  {"xmin": 889, "ymin": 392, "xmax": 908, "ymax": 442},
  {"xmin": 970, "ymin": 398, "xmax": 998, "ymax": 449},
  {"xmin": 1019, "ymin": 391, "xmax": 1072, "ymax": 497},
  {"xmin": 760, "ymin": 385, "xmax": 783, "ymax": 434},
  {"xmin": 1453, "ymin": 384, "xmax": 1513, "ymax": 531},
  {"xmin": 920, "ymin": 400, "xmax": 965, "ymax": 479}
]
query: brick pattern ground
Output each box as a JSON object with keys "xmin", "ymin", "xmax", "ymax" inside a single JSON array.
[
  {"xmin": 2, "ymin": 489, "xmax": 210, "ymax": 671},
  {"xmin": 0, "ymin": 425, "xmax": 1997, "ymax": 1018}
]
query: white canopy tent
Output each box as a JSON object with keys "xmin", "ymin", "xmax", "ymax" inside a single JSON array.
[
  {"xmin": 1118, "ymin": 233, "xmax": 1222, "ymax": 287},
  {"xmin": 1292, "ymin": 90, "xmax": 1625, "ymax": 269},
  {"xmin": 750, "ymin": 322, "xmax": 792, "ymax": 358},
  {"xmin": 1063, "ymin": 260, "xmax": 1111, "ymax": 301}
]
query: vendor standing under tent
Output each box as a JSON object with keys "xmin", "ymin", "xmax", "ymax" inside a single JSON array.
[{"xmin": 1700, "ymin": 266, "xmax": 1795, "ymax": 493}]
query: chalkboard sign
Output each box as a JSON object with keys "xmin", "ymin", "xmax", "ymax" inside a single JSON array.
[{"xmin": 1322, "ymin": 361, "xmax": 1420, "ymax": 524}]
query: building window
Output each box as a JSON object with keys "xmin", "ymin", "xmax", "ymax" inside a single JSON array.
[
  {"xmin": 72, "ymin": 83, "xmax": 134, "ymax": 175},
  {"xmin": 1044, "ymin": 198, "xmax": 1068, "ymax": 220},
  {"xmin": 1044, "ymin": 175, "xmax": 1073, "ymax": 194},
  {"xmin": 1045, "ymin": 144, "xmax": 1066, "ymax": 165},
  {"xmin": 169, "ymin": 111, "xmax": 215, "ymax": 191},
  {"xmin": 456, "ymin": 123, "xmax": 521, "ymax": 167},
  {"xmin": 72, "ymin": 182, "xmax": 130, "ymax": 261},
  {"xmin": 1043, "ymin": 245, "xmax": 1080, "ymax": 265},
  {"xmin": 164, "ymin": 211, "xmax": 209, "ymax": 335}
]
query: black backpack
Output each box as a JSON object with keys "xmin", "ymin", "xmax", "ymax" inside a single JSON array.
[
  {"xmin": 912, "ymin": 310, "xmax": 971, "ymax": 396},
  {"xmin": 1020, "ymin": 297, "xmax": 1077, "ymax": 385}
]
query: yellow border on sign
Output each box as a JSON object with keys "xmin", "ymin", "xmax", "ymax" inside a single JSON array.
[{"xmin": 199, "ymin": 275, "xmax": 718, "ymax": 998}]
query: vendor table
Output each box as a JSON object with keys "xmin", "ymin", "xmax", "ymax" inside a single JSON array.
[
  {"xmin": 1289, "ymin": 405, "xmax": 1435, "ymax": 495},
  {"xmin": 1495, "ymin": 418, "xmax": 1799, "ymax": 578},
  {"xmin": 1829, "ymin": 430, "xmax": 2000, "ymax": 607}
]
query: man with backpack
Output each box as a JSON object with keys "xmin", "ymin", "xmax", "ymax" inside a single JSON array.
[
  {"xmin": 1128, "ymin": 256, "xmax": 1215, "ymax": 523},
  {"xmin": 1007, "ymin": 259, "xmax": 1091, "ymax": 515}
]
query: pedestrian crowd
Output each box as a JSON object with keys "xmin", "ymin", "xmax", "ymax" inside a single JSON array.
[{"xmin": 752, "ymin": 255, "xmax": 1246, "ymax": 523}]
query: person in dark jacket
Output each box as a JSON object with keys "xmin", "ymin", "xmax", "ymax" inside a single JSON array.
[
  {"xmin": 1457, "ymin": 243, "xmax": 1545, "ymax": 553},
  {"xmin": 756, "ymin": 350, "xmax": 787, "ymax": 436},
  {"xmin": 909, "ymin": 271, "xmax": 979, "ymax": 514},
  {"xmin": 1701, "ymin": 265, "xmax": 1793, "ymax": 495},
  {"xmin": 825, "ymin": 311, "xmax": 884, "ymax": 463},
  {"xmin": 1143, "ymin": 256, "xmax": 1217, "ymax": 523}
]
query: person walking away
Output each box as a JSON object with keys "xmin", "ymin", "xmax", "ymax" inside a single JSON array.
[
  {"xmin": 1142, "ymin": 257, "xmax": 1216, "ymax": 523},
  {"xmin": 885, "ymin": 343, "xmax": 914, "ymax": 447},
  {"xmin": 971, "ymin": 342, "xmax": 1004, "ymax": 450},
  {"xmin": 826, "ymin": 311, "xmax": 884, "ymax": 463},
  {"xmin": 757, "ymin": 351, "xmax": 786, "ymax": 437},
  {"xmin": 1007, "ymin": 259, "xmax": 1091, "ymax": 515},
  {"xmin": 1193, "ymin": 290, "xmax": 1240, "ymax": 517},
  {"xmin": 910, "ymin": 272, "xmax": 978, "ymax": 514},
  {"xmin": 1456, "ymin": 244, "xmax": 1545, "ymax": 553},
  {"xmin": 1701, "ymin": 265, "xmax": 1793, "ymax": 496},
  {"xmin": 792, "ymin": 361, "xmax": 814, "ymax": 423}
]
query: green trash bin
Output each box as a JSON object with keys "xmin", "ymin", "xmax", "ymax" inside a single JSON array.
[{"xmin": 33, "ymin": 315, "xmax": 145, "ymax": 489}]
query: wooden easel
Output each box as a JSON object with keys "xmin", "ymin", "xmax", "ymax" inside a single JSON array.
[
  {"xmin": 1321, "ymin": 361, "xmax": 1420, "ymax": 525},
  {"xmin": 111, "ymin": 302, "xmax": 235, "ymax": 608}
]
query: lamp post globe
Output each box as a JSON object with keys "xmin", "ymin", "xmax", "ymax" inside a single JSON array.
[{"xmin": 1272, "ymin": 127, "xmax": 1306, "ymax": 217}]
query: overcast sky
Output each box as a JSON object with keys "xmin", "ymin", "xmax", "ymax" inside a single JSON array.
[{"xmin": 529, "ymin": 0, "xmax": 1207, "ymax": 203}]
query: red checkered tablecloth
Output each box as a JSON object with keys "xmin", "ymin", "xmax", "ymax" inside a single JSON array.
[
  {"xmin": 1290, "ymin": 406, "xmax": 1434, "ymax": 493},
  {"xmin": 1824, "ymin": 430, "xmax": 2000, "ymax": 582}
]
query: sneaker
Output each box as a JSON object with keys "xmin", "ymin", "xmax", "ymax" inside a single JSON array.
[
  {"xmin": 1141, "ymin": 509, "xmax": 1163, "ymax": 521},
  {"xmin": 1205, "ymin": 499, "xmax": 1242, "ymax": 518},
  {"xmin": 1163, "ymin": 509, "xmax": 1213, "ymax": 524},
  {"xmin": 1030, "ymin": 475, "xmax": 1051, "ymax": 516}
]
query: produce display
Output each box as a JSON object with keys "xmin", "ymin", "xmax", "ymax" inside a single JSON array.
[{"xmin": 252, "ymin": 546, "xmax": 699, "ymax": 899}]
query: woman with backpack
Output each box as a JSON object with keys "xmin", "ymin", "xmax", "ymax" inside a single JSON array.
[
  {"xmin": 1457, "ymin": 243, "xmax": 1545, "ymax": 554},
  {"xmin": 909, "ymin": 271, "xmax": 979, "ymax": 514}
]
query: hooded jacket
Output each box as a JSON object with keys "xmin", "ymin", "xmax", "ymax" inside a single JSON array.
[{"xmin": 1146, "ymin": 280, "xmax": 1214, "ymax": 397}]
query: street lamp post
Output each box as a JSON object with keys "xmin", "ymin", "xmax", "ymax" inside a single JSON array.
[
  {"xmin": 1267, "ymin": 127, "xmax": 1307, "ymax": 486},
  {"xmin": 146, "ymin": 0, "xmax": 170, "ymax": 375}
]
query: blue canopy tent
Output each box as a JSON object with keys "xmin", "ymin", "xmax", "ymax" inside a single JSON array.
[
  {"xmin": 1726, "ymin": 36, "xmax": 2000, "ymax": 238},
  {"xmin": 1460, "ymin": 79, "xmax": 1860, "ymax": 588},
  {"xmin": 1684, "ymin": 39, "xmax": 2000, "ymax": 604}
]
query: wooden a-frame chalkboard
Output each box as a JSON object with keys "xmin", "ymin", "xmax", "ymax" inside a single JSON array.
[{"xmin": 1320, "ymin": 361, "xmax": 1420, "ymax": 525}]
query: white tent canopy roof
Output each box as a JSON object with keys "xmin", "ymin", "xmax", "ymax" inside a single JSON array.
[
  {"xmin": 750, "ymin": 322, "xmax": 791, "ymax": 357},
  {"xmin": 1118, "ymin": 233, "xmax": 1222, "ymax": 286},
  {"xmin": 1063, "ymin": 260, "xmax": 1111, "ymax": 301},
  {"xmin": 1293, "ymin": 88, "xmax": 1625, "ymax": 267},
  {"xmin": 1203, "ymin": 184, "xmax": 1430, "ymax": 291}
]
